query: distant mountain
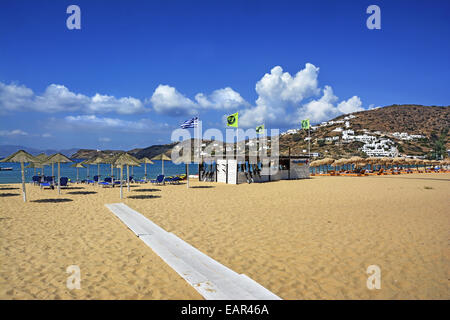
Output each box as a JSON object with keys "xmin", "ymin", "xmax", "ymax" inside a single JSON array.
[
  {"xmin": 0, "ymin": 145, "xmax": 79, "ymax": 158},
  {"xmin": 133, "ymin": 143, "xmax": 177, "ymax": 159},
  {"xmin": 70, "ymin": 149, "xmax": 126, "ymax": 159}
]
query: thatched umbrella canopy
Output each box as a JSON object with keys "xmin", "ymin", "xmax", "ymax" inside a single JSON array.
[
  {"xmin": 309, "ymin": 160, "xmax": 321, "ymax": 167},
  {"xmin": 320, "ymin": 158, "xmax": 335, "ymax": 165},
  {"xmin": 112, "ymin": 153, "xmax": 141, "ymax": 198},
  {"xmin": 140, "ymin": 157, "xmax": 154, "ymax": 180},
  {"xmin": 1, "ymin": 150, "xmax": 39, "ymax": 202},
  {"xmin": 25, "ymin": 160, "xmax": 45, "ymax": 176},
  {"xmin": 44, "ymin": 153, "xmax": 72, "ymax": 194},
  {"xmin": 70, "ymin": 162, "xmax": 86, "ymax": 182},
  {"xmin": 151, "ymin": 153, "xmax": 171, "ymax": 175},
  {"xmin": 332, "ymin": 158, "xmax": 347, "ymax": 169},
  {"xmin": 346, "ymin": 156, "xmax": 364, "ymax": 164},
  {"xmin": 392, "ymin": 157, "xmax": 407, "ymax": 165},
  {"xmin": 85, "ymin": 155, "xmax": 107, "ymax": 181}
]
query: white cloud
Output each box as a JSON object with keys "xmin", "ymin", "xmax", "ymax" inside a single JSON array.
[
  {"xmin": 150, "ymin": 85, "xmax": 197, "ymax": 116},
  {"xmin": 195, "ymin": 87, "xmax": 248, "ymax": 110},
  {"xmin": 0, "ymin": 82, "xmax": 34, "ymax": 113},
  {"xmin": 0, "ymin": 82, "xmax": 147, "ymax": 114},
  {"xmin": 337, "ymin": 96, "xmax": 364, "ymax": 114},
  {"xmin": 64, "ymin": 115, "xmax": 148, "ymax": 130},
  {"xmin": 99, "ymin": 137, "xmax": 111, "ymax": 142},
  {"xmin": 0, "ymin": 129, "xmax": 28, "ymax": 136},
  {"xmin": 151, "ymin": 85, "xmax": 249, "ymax": 116},
  {"xmin": 42, "ymin": 133, "xmax": 52, "ymax": 138},
  {"xmin": 240, "ymin": 64, "xmax": 365, "ymax": 127}
]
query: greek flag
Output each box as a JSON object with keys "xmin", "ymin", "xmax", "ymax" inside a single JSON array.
[{"xmin": 180, "ymin": 116, "xmax": 198, "ymax": 129}]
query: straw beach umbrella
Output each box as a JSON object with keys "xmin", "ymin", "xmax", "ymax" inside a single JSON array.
[
  {"xmin": 33, "ymin": 153, "xmax": 48, "ymax": 176},
  {"xmin": 26, "ymin": 161, "xmax": 44, "ymax": 176},
  {"xmin": 71, "ymin": 162, "xmax": 86, "ymax": 183},
  {"xmin": 139, "ymin": 157, "xmax": 154, "ymax": 181},
  {"xmin": 0, "ymin": 150, "xmax": 39, "ymax": 202},
  {"xmin": 112, "ymin": 153, "xmax": 141, "ymax": 199},
  {"xmin": 151, "ymin": 153, "xmax": 171, "ymax": 175},
  {"xmin": 86, "ymin": 155, "xmax": 107, "ymax": 182},
  {"xmin": 44, "ymin": 153, "xmax": 72, "ymax": 194},
  {"xmin": 309, "ymin": 160, "xmax": 321, "ymax": 175}
]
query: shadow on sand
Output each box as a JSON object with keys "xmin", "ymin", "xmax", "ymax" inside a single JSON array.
[
  {"xmin": 0, "ymin": 187, "xmax": 19, "ymax": 190},
  {"xmin": 127, "ymin": 195, "xmax": 161, "ymax": 200},
  {"xmin": 133, "ymin": 188, "xmax": 161, "ymax": 192},
  {"xmin": 190, "ymin": 186, "xmax": 215, "ymax": 189},
  {"xmin": 0, "ymin": 193, "xmax": 20, "ymax": 197},
  {"xmin": 31, "ymin": 198, "xmax": 73, "ymax": 203},
  {"xmin": 66, "ymin": 191, "xmax": 97, "ymax": 195},
  {"xmin": 62, "ymin": 186, "xmax": 85, "ymax": 190}
]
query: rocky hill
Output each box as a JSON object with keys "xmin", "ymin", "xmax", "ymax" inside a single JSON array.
[{"xmin": 279, "ymin": 105, "xmax": 449, "ymax": 159}]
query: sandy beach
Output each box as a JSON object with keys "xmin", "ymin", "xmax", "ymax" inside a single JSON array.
[{"xmin": 1, "ymin": 173, "xmax": 449, "ymax": 300}]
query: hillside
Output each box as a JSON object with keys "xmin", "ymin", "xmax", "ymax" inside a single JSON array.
[
  {"xmin": 336, "ymin": 105, "xmax": 449, "ymax": 136},
  {"xmin": 279, "ymin": 105, "xmax": 449, "ymax": 158}
]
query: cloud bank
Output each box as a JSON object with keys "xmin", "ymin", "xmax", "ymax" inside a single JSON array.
[{"xmin": 0, "ymin": 63, "xmax": 366, "ymax": 128}]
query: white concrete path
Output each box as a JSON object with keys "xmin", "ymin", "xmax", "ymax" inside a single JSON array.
[{"xmin": 105, "ymin": 203, "xmax": 282, "ymax": 300}]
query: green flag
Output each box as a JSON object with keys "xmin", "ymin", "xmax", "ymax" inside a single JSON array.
[
  {"xmin": 256, "ymin": 124, "xmax": 264, "ymax": 134},
  {"xmin": 227, "ymin": 112, "xmax": 238, "ymax": 127},
  {"xmin": 301, "ymin": 119, "xmax": 310, "ymax": 130}
]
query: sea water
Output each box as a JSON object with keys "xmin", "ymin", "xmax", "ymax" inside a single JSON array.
[{"xmin": 0, "ymin": 159, "xmax": 199, "ymax": 184}]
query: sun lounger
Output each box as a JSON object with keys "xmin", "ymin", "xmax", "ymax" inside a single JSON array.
[
  {"xmin": 60, "ymin": 177, "xmax": 69, "ymax": 187},
  {"xmin": 40, "ymin": 182, "xmax": 54, "ymax": 189},
  {"xmin": 151, "ymin": 175, "xmax": 165, "ymax": 185}
]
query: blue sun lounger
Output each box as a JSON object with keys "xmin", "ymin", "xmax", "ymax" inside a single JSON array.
[{"xmin": 151, "ymin": 175, "xmax": 165, "ymax": 185}]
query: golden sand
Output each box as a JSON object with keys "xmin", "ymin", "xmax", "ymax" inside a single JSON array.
[{"xmin": 0, "ymin": 173, "xmax": 449, "ymax": 299}]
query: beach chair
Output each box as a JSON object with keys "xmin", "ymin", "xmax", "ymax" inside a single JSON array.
[
  {"xmin": 151, "ymin": 175, "xmax": 165, "ymax": 185},
  {"xmin": 60, "ymin": 177, "xmax": 69, "ymax": 187},
  {"xmin": 40, "ymin": 176, "xmax": 54, "ymax": 189},
  {"xmin": 99, "ymin": 177, "xmax": 113, "ymax": 187},
  {"xmin": 165, "ymin": 176, "xmax": 175, "ymax": 184},
  {"xmin": 171, "ymin": 176, "xmax": 182, "ymax": 184},
  {"xmin": 32, "ymin": 176, "xmax": 42, "ymax": 185}
]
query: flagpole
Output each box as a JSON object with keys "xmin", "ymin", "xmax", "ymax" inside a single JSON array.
[{"xmin": 308, "ymin": 126, "xmax": 311, "ymax": 158}]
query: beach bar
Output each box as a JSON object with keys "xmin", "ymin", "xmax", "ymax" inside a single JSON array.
[{"xmin": 199, "ymin": 155, "xmax": 310, "ymax": 184}]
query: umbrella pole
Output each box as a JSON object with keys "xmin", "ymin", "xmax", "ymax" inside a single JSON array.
[
  {"xmin": 127, "ymin": 165, "xmax": 130, "ymax": 192},
  {"xmin": 162, "ymin": 160, "xmax": 164, "ymax": 175},
  {"xmin": 132, "ymin": 165, "xmax": 134, "ymax": 176},
  {"xmin": 58, "ymin": 162, "xmax": 61, "ymax": 195},
  {"xmin": 97, "ymin": 164, "xmax": 100, "ymax": 180},
  {"xmin": 120, "ymin": 166, "xmax": 123, "ymax": 199},
  {"xmin": 21, "ymin": 162, "xmax": 26, "ymax": 202},
  {"xmin": 52, "ymin": 163, "xmax": 54, "ymax": 184},
  {"xmin": 145, "ymin": 163, "xmax": 147, "ymax": 181},
  {"xmin": 111, "ymin": 164, "xmax": 114, "ymax": 184},
  {"xmin": 186, "ymin": 163, "xmax": 189, "ymax": 188},
  {"xmin": 77, "ymin": 167, "xmax": 79, "ymax": 183},
  {"xmin": 87, "ymin": 166, "xmax": 90, "ymax": 179}
]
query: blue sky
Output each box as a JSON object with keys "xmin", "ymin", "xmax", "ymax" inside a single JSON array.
[{"xmin": 1, "ymin": 0, "xmax": 449, "ymax": 150}]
